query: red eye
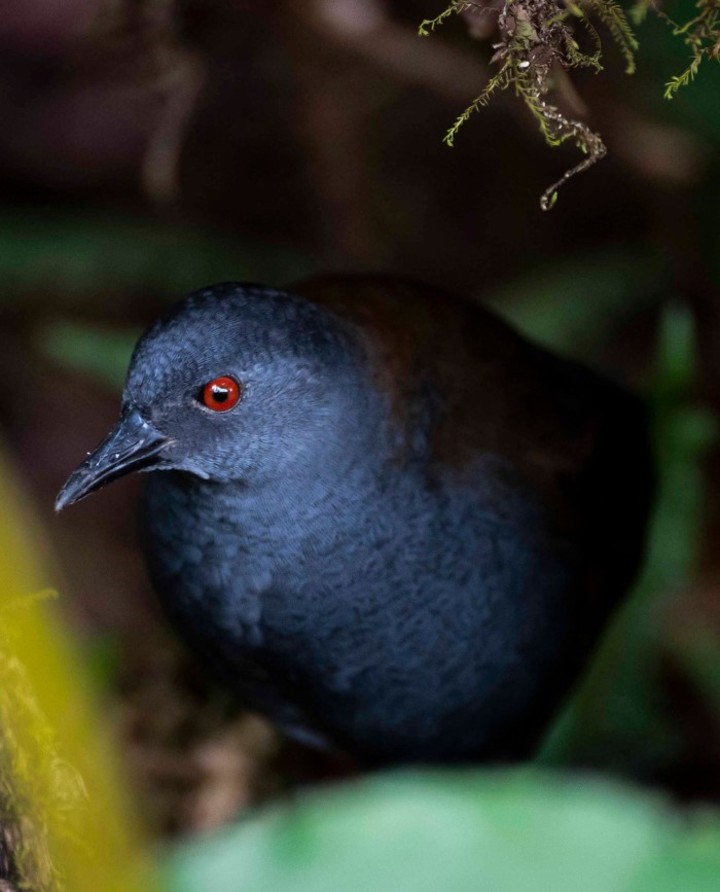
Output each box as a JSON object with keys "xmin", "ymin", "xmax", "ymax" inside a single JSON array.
[{"xmin": 201, "ymin": 376, "xmax": 242, "ymax": 412}]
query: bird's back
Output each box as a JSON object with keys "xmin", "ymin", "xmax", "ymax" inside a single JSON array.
[
  {"xmin": 294, "ymin": 274, "xmax": 653, "ymax": 604},
  {"xmin": 287, "ymin": 276, "xmax": 654, "ymax": 753}
]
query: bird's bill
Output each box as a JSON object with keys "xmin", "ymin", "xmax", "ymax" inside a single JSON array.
[{"xmin": 55, "ymin": 408, "xmax": 170, "ymax": 512}]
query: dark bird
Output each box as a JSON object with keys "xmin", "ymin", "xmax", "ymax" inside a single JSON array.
[{"xmin": 56, "ymin": 277, "xmax": 653, "ymax": 764}]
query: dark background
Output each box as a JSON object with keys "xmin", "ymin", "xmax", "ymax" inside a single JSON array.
[{"xmin": 2, "ymin": 0, "xmax": 720, "ymax": 845}]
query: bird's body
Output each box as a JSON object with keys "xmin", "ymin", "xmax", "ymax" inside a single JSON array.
[
  {"xmin": 58, "ymin": 277, "xmax": 653, "ymax": 764},
  {"xmin": 142, "ymin": 434, "xmax": 571, "ymax": 761}
]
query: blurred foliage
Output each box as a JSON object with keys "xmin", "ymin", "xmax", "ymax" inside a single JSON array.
[
  {"xmin": 0, "ymin": 210, "xmax": 313, "ymax": 304},
  {"xmin": 486, "ymin": 246, "xmax": 669, "ymax": 353},
  {"xmin": 164, "ymin": 770, "xmax": 720, "ymax": 892},
  {"xmin": 540, "ymin": 303, "xmax": 716, "ymax": 771},
  {"xmin": 39, "ymin": 323, "xmax": 139, "ymax": 393},
  {"xmin": 0, "ymin": 445, "xmax": 154, "ymax": 891},
  {"xmin": 38, "ymin": 246, "xmax": 670, "ymax": 390}
]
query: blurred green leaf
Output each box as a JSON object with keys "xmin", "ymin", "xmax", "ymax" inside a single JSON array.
[
  {"xmin": 671, "ymin": 626, "xmax": 720, "ymax": 718},
  {"xmin": 83, "ymin": 634, "xmax": 125, "ymax": 693},
  {"xmin": 540, "ymin": 303, "xmax": 716, "ymax": 770},
  {"xmin": 37, "ymin": 322, "xmax": 138, "ymax": 391},
  {"xmin": 485, "ymin": 248, "xmax": 670, "ymax": 355},
  {"xmin": 0, "ymin": 208, "xmax": 315, "ymax": 303},
  {"xmin": 39, "ymin": 246, "xmax": 668, "ymax": 391},
  {"xmin": 164, "ymin": 770, "xmax": 720, "ymax": 892}
]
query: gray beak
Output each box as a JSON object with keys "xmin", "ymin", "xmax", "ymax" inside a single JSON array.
[{"xmin": 55, "ymin": 407, "xmax": 170, "ymax": 512}]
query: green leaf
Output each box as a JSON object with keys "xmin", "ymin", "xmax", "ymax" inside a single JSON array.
[
  {"xmin": 0, "ymin": 208, "xmax": 314, "ymax": 304},
  {"xmin": 485, "ymin": 248, "xmax": 670, "ymax": 354},
  {"xmin": 164, "ymin": 770, "xmax": 720, "ymax": 892},
  {"xmin": 540, "ymin": 304, "xmax": 717, "ymax": 769},
  {"xmin": 37, "ymin": 322, "xmax": 138, "ymax": 391}
]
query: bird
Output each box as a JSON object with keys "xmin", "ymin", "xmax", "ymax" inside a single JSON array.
[{"xmin": 56, "ymin": 276, "xmax": 653, "ymax": 765}]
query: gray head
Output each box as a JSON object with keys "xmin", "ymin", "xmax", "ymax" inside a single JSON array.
[{"xmin": 56, "ymin": 283, "xmax": 377, "ymax": 510}]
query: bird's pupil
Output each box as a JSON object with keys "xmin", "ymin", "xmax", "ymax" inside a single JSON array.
[{"xmin": 212, "ymin": 387, "xmax": 229, "ymax": 402}]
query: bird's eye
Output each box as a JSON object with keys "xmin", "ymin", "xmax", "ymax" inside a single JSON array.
[{"xmin": 201, "ymin": 376, "xmax": 242, "ymax": 412}]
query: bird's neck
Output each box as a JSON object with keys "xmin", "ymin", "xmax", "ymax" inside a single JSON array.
[
  {"xmin": 142, "ymin": 383, "xmax": 401, "ymax": 553},
  {"xmin": 153, "ymin": 441, "xmax": 392, "ymax": 539}
]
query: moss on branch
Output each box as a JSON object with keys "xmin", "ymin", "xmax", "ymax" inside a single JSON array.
[{"xmin": 421, "ymin": 0, "xmax": 719, "ymax": 208}]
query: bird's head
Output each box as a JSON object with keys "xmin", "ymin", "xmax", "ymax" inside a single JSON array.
[{"xmin": 56, "ymin": 283, "xmax": 374, "ymax": 511}]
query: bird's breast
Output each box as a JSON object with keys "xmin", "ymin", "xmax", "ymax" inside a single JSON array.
[{"xmin": 138, "ymin": 460, "xmax": 586, "ymax": 760}]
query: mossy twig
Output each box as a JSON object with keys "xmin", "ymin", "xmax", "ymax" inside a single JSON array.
[
  {"xmin": 663, "ymin": 0, "xmax": 720, "ymax": 98},
  {"xmin": 421, "ymin": 0, "xmax": 637, "ymax": 208}
]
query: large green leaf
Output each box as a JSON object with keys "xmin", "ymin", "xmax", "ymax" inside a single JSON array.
[{"xmin": 164, "ymin": 770, "xmax": 720, "ymax": 892}]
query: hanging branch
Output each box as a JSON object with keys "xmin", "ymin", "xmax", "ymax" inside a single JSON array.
[
  {"xmin": 420, "ymin": 0, "xmax": 638, "ymax": 209},
  {"xmin": 422, "ymin": 0, "xmax": 720, "ymax": 207}
]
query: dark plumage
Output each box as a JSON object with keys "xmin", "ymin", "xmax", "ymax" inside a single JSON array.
[{"xmin": 57, "ymin": 277, "xmax": 653, "ymax": 764}]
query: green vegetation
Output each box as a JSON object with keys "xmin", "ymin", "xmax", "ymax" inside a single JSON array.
[
  {"xmin": 660, "ymin": 0, "xmax": 720, "ymax": 97},
  {"xmin": 165, "ymin": 770, "xmax": 720, "ymax": 892},
  {"xmin": 421, "ymin": 0, "xmax": 720, "ymax": 206},
  {"xmin": 0, "ymin": 210, "xmax": 312, "ymax": 305},
  {"xmin": 0, "ymin": 454, "xmax": 153, "ymax": 892},
  {"xmin": 541, "ymin": 304, "xmax": 716, "ymax": 770}
]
